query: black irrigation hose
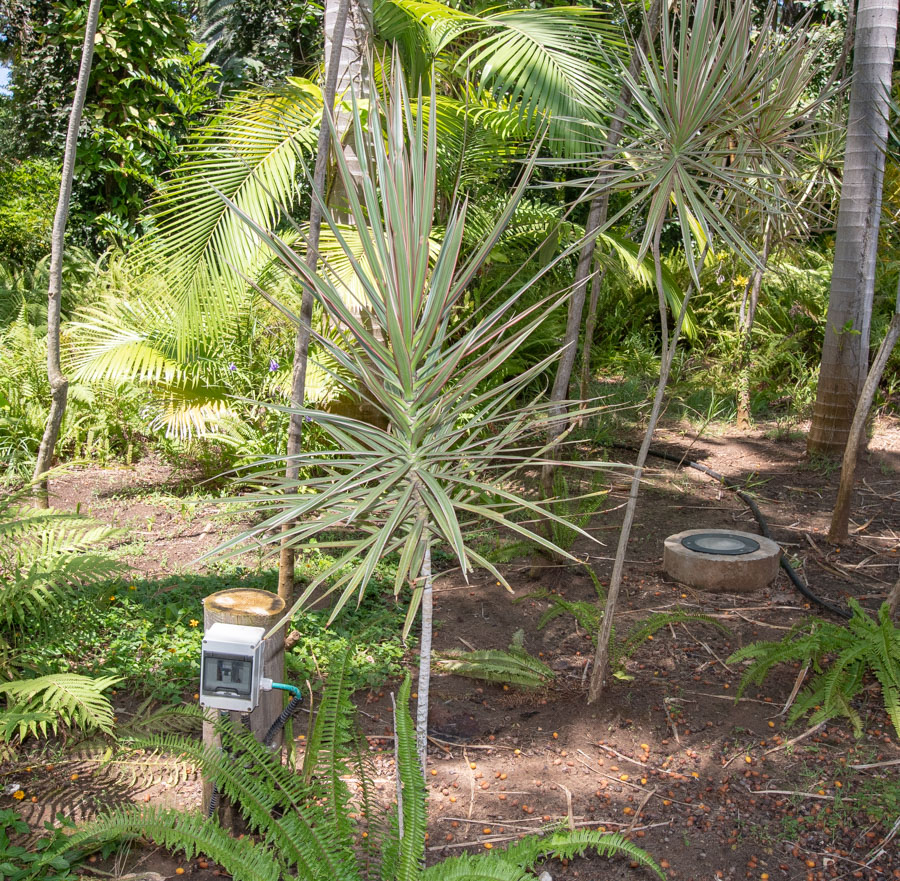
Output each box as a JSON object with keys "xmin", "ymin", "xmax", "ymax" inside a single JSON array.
[
  {"xmin": 614, "ymin": 444, "xmax": 851, "ymax": 619},
  {"xmin": 263, "ymin": 695, "xmax": 304, "ymax": 748}
]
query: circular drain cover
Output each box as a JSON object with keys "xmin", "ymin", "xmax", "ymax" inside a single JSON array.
[{"xmin": 681, "ymin": 532, "xmax": 760, "ymax": 556}]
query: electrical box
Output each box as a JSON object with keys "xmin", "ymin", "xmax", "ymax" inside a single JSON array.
[{"xmin": 200, "ymin": 623, "xmax": 265, "ymax": 712}]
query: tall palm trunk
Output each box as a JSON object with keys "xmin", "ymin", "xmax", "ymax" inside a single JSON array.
[
  {"xmin": 32, "ymin": 0, "xmax": 102, "ymax": 507},
  {"xmin": 807, "ymin": 0, "xmax": 898, "ymax": 457},
  {"xmin": 325, "ymin": 0, "xmax": 371, "ymax": 221}
]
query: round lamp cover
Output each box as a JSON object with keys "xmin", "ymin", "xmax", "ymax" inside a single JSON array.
[{"xmin": 680, "ymin": 532, "xmax": 760, "ymax": 556}]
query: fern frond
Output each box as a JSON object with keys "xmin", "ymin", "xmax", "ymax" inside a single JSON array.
[
  {"xmin": 41, "ymin": 805, "xmax": 280, "ymax": 881},
  {"xmin": 393, "ymin": 675, "xmax": 426, "ymax": 881},
  {"xmin": 434, "ymin": 648, "xmax": 554, "ymax": 688},
  {"xmin": 0, "ymin": 674, "xmax": 118, "ymax": 741},
  {"xmin": 619, "ymin": 612, "xmax": 730, "ymax": 662},
  {"xmin": 730, "ymin": 602, "xmax": 900, "ymax": 739},
  {"xmin": 425, "ymin": 830, "xmax": 663, "ymax": 880}
]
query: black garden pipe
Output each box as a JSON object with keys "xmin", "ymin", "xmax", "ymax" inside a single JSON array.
[{"xmin": 615, "ymin": 444, "xmax": 851, "ymax": 619}]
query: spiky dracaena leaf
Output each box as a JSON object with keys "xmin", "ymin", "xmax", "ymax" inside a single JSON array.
[{"xmin": 203, "ymin": 72, "xmax": 609, "ymax": 633}]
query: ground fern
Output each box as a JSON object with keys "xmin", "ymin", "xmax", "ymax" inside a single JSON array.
[{"xmin": 728, "ymin": 599, "xmax": 900, "ymax": 738}]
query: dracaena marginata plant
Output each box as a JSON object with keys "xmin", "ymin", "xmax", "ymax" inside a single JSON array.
[{"xmin": 206, "ymin": 71, "xmax": 608, "ymax": 769}]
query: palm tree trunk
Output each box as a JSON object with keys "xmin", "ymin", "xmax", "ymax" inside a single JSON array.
[
  {"xmin": 828, "ymin": 283, "xmax": 900, "ymax": 543},
  {"xmin": 277, "ymin": 0, "xmax": 352, "ymax": 604},
  {"xmin": 31, "ymin": 0, "xmax": 102, "ymax": 507},
  {"xmin": 415, "ymin": 538, "xmax": 433, "ymax": 773},
  {"xmin": 588, "ymin": 236, "xmax": 708, "ymax": 703},
  {"xmin": 807, "ymin": 0, "xmax": 898, "ymax": 457}
]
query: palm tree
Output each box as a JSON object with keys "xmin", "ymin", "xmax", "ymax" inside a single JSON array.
[{"xmin": 807, "ymin": 0, "xmax": 899, "ymax": 457}]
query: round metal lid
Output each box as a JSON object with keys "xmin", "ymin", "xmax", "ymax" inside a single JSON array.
[{"xmin": 680, "ymin": 532, "xmax": 760, "ymax": 556}]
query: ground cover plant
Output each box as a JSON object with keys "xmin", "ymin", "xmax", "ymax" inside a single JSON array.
[{"xmin": 3, "ymin": 0, "xmax": 900, "ymax": 877}]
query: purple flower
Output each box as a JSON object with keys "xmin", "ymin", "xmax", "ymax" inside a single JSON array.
[
  {"xmin": 227, "ymin": 362, "xmax": 237, "ymax": 372},
  {"xmin": 269, "ymin": 359, "xmax": 279, "ymax": 372}
]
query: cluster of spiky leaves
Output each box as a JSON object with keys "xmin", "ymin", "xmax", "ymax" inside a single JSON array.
[
  {"xmin": 0, "ymin": 481, "xmax": 121, "ymax": 741},
  {"xmin": 728, "ymin": 599, "xmax": 900, "ymax": 738},
  {"xmin": 585, "ymin": 0, "xmax": 830, "ymax": 280},
  {"xmin": 434, "ymin": 629, "xmax": 555, "ymax": 688},
  {"xmin": 35, "ymin": 667, "xmax": 662, "ymax": 881},
  {"xmin": 208, "ymin": 72, "xmax": 608, "ymax": 634}
]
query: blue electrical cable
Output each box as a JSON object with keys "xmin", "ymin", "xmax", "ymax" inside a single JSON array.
[{"xmin": 263, "ymin": 682, "xmax": 304, "ymax": 747}]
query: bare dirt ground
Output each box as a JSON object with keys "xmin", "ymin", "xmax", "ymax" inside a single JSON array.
[{"xmin": 4, "ymin": 417, "xmax": 900, "ymax": 881}]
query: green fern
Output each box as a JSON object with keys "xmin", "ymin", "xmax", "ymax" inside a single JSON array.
[
  {"xmin": 434, "ymin": 630, "xmax": 555, "ymax": 688},
  {"xmin": 618, "ymin": 612, "xmax": 729, "ymax": 662},
  {"xmin": 34, "ymin": 672, "xmax": 661, "ymax": 881},
  {"xmin": 728, "ymin": 600, "xmax": 900, "ymax": 738},
  {"xmin": 547, "ymin": 470, "xmax": 608, "ymax": 552},
  {"xmin": 0, "ymin": 674, "xmax": 119, "ymax": 741},
  {"xmin": 529, "ymin": 579, "xmax": 729, "ymax": 672},
  {"xmin": 0, "ymin": 482, "xmax": 122, "ymax": 742}
]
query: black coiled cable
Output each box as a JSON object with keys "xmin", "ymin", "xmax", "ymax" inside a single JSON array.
[{"xmin": 263, "ymin": 695, "xmax": 304, "ymax": 748}]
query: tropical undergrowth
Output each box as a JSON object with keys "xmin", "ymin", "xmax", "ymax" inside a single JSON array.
[
  {"xmin": 728, "ymin": 599, "xmax": 900, "ymax": 739},
  {"xmin": 31, "ymin": 670, "xmax": 663, "ymax": 881},
  {"xmin": 0, "ymin": 482, "xmax": 121, "ymax": 742},
  {"xmin": 14, "ymin": 557, "xmax": 412, "ymax": 707}
]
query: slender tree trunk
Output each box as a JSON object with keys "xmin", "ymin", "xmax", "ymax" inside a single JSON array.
[
  {"xmin": 828, "ymin": 283, "xmax": 900, "ymax": 543},
  {"xmin": 736, "ymin": 223, "xmax": 773, "ymax": 429},
  {"xmin": 415, "ymin": 538, "xmax": 433, "ymax": 774},
  {"xmin": 588, "ymin": 237, "xmax": 709, "ymax": 703},
  {"xmin": 277, "ymin": 0, "xmax": 352, "ymax": 604},
  {"xmin": 325, "ymin": 0, "xmax": 371, "ymax": 222},
  {"xmin": 31, "ymin": 0, "xmax": 102, "ymax": 507},
  {"xmin": 545, "ymin": 0, "xmax": 663, "ymax": 449},
  {"xmin": 579, "ymin": 261, "xmax": 605, "ymax": 402},
  {"xmin": 807, "ymin": 0, "xmax": 898, "ymax": 457}
]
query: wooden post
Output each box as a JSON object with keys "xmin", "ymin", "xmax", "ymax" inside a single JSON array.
[{"xmin": 201, "ymin": 589, "xmax": 287, "ymax": 818}]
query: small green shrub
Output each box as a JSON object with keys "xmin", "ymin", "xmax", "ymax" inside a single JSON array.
[
  {"xmin": 0, "ymin": 809, "xmax": 80, "ymax": 881},
  {"xmin": 728, "ymin": 600, "xmax": 900, "ymax": 738}
]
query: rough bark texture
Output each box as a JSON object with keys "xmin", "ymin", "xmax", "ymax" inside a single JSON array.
[
  {"xmin": 578, "ymin": 262, "xmax": 605, "ymax": 402},
  {"xmin": 808, "ymin": 0, "xmax": 898, "ymax": 457},
  {"xmin": 325, "ymin": 0, "xmax": 371, "ymax": 221},
  {"xmin": 32, "ymin": 0, "xmax": 102, "ymax": 506},
  {"xmin": 276, "ymin": 0, "xmax": 352, "ymax": 605},
  {"xmin": 828, "ymin": 310, "xmax": 900, "ymax": 543}
]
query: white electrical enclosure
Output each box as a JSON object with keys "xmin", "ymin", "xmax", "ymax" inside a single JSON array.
[{"xmin": 200, "ymin": 623, "xmax": 265, "ymax": 712}]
